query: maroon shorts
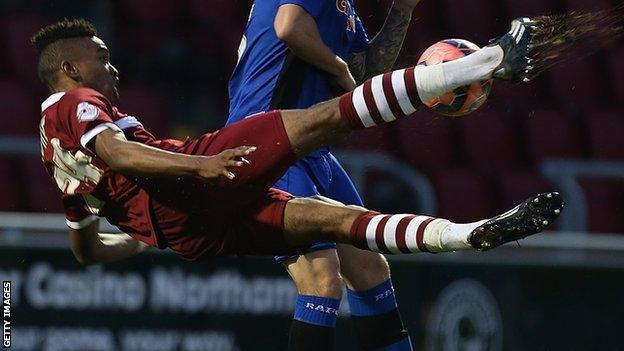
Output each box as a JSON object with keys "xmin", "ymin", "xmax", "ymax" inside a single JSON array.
[{"xmin": 148, "ymin": 111, "xmax": 303, "ymax": 260}]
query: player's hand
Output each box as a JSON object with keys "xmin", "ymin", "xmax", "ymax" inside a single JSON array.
[
  {"xmin": 329, "ymin": 60, "xmax": 357, "ymax": 95},
  {"xmin": 196, "ymin": 146, "xmax": 256, "ymax": 180}
]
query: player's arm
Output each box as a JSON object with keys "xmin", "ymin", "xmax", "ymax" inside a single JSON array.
[
  {"xmin": 94, "ymin": 129, "xmax": 255, "ymax": 180},
  {"xmin": 69, "ymin": 219, "xmax": 149, "ymax": 265},
  {"xmin": 348, "ymin": 0, "xmax": 421, "ymax": 82},
  {"xmin": 274, "ymin": 4, "xmax": 357, "ymax": 92}
]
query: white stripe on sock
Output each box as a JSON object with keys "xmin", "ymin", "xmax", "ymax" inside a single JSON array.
[
  {"xmin": 383, "ymin": 214, "xmax": 411, "ymax": 254},
  {"xmin": 371, "ymin": 75, "xmax": 396, "ymax": 122},
  {"xmin": 405, "ymin": 216, "xmax": 432, "ymax": 252},
  {"xmin": 391, "ymin": 69, "xmax": 416, "ymax": 116},
  {"xmin": 365, "ymin": 214, "xmax": 385, "ymax": 251},
  {"xmin": 352, "ymin": 86, "xmax": 376, "ymax": 128}
]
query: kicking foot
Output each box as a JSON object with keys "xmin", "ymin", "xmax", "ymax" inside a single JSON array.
[
  {"xmin": 491, "ymin": 17, "xmax": 537, "ymax": 83},
  {"xmin": 468, "ymin": 192, "xmax": 564, "ymax": 251}
]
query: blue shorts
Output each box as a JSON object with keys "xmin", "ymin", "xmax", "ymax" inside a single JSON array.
[{"xmin": 273, "ymin": 150, "xmax": 363, "ymax": 264}]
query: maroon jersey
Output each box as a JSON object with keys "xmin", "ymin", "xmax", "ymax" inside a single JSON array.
[
  {"xmin": 39, "ymin": 87, "xmax": 299, "ymax": 260},
  {"xmin": 39, "ymin": 87, "xmax": 169, "ymax": 248}
]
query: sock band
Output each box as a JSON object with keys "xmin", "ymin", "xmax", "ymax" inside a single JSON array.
[
  {"xmin": 395, "ymin": 215, "xmax": 416, "ymax": 254},
  {"xmin": 294, "ymin": 295, "xmax": 341, "ymax": 328},
  {"xmin": 374, "ymin": 215, "xmax": 392, "ymax": 254},
  {"xmin": 351, "ymin": 212, "xmax": 437, "ymax": 254},
  {"xmin": 417, "ymin": 218, "xmax": 435, "ymax": 253},
  {"xmin": 403, "ymin": 67, "xmax": 421, "ymax": 109},
  {"xmin": 339, "ymin": 70, "xmax": 420, "ymax": 129},
  {"xmin": 391, "ymin": 70, "xmax": 417, "ymax": 116},
  {"xmin": 382, "ymin": 72, "xmax": 404, "ymax": 118},
  {"xmin": 363, "ymin": 79, "xmax": 385, "ymax": 125},
  {"xmin": 347, "ymin": 279, "xmax": 398, "ymax": 317}
]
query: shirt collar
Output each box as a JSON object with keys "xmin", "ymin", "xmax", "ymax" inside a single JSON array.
[{"xmin": 41, "ymin": 92, "xmax": 66, "ymax": 112}]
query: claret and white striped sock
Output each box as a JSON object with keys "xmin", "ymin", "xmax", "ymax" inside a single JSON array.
[
  {"xmin": 339, "ymin": 45, "xmax": 504, "ymax": 129},
  {"xmin": 339, "ymin": 67, "xmax": 421, "ymax": 129},
  {"xmin": 349, "ymin": 212, "xmax": 488, "ymax": 254}
]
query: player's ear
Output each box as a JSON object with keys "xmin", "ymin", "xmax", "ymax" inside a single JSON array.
[{"xmin": 60, "ymin": 60, "xmax": 81, "ymax": 81}]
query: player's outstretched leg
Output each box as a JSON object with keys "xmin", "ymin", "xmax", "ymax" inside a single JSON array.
[
  {"xmin": 281, "ymin": 17, "xmax": 536, "ymax": 157},
  {"xmin": 283, "ymin": 192, "xmax": 563, "ymax": 254}
]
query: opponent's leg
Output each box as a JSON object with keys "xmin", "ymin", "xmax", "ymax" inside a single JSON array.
[
  {"xmin": 284, "ymin": 250, "xmax": 343, "ymax": 351},
  {"xmin": 273, "ymin": 164, "xmax": 344, "ymax": 351},
  {"xmin": 338, "ymin": 245, "xmax": 415, "ymax": 351},
  {"xmin": 283, "ymin": 192, "xmax": 563, "ymax": 253},
  {"xmin": 323, "ymin": 157, "xmax": 413, "ymax": 351},
  {"xmin": 281, "ymin": 19, "xmax": 536, "ymax": 157}
]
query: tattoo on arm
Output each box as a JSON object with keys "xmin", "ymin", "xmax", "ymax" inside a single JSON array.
[
  {"xmin": 363, "ymin": 6, "xmax": 412, "ymax": 79},
  {"xmin": 347, "ymin": 52, "xmax": 367, "ymax": 84}
]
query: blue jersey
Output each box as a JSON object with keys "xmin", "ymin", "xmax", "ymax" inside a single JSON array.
[{"xmin": 227, "ymin": 0, "xmax": 369, "ymax": 124}]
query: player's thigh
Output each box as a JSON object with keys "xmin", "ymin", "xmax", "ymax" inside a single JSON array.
[
  {"xmin": 284, "ymin": 249, "xmax": 344, "ymax": 298},
  {"xmin": 221, "ymin": 188, "xmax": 301, "ymax": 257},
  {"xmin": 337, "ymin": 244, "xmax": 391, "ymax": 291},
  {"xmin": 280, "ymin": 101, "xmax": 349, "ymax": 157}
]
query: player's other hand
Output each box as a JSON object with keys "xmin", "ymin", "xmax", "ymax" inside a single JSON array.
[
  {"xmin": 329, "ymin": 60, "xmax": 357, "ymax": 95},
  {"xmin": 197, "ymin": 146, "xmax": 256, "ymax": 180}
]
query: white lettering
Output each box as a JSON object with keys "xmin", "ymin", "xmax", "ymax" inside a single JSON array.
[
  {"xmin": 2, "ymin": 281, "xmax": 10, "ymax": 347},
  {"xmin": 3, "ymin": 320, "xmax": 10, "ymax": 347},
  {"xmin": 25, "ymin": 263, "xmax": 146, "ymax": 311},
  {"xmin": 374, "ymin": 288, "xmax": 394, "ymax": 301},
  {"xmin": 150, "ymin": 268, "xmax": 297, "ymax": 315}
]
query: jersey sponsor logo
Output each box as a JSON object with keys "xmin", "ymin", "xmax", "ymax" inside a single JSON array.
[{"xmin": 76, "ymin": 102, "xmax": 100, "ymax": 122}]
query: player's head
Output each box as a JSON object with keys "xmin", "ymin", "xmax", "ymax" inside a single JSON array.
[{"xmin": 31, "ymin": 18, "xmax": 120, "ymax": 104}]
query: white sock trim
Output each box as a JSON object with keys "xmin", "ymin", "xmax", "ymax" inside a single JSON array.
[
  {"xmin": 392, "ymin": 69, "xmax": 417, "ymax": 115},
  {"xmin": 371, "ymin": 75, "xmax": 396, "ymax": 122},
  {"xmin": 365, "ymin": 214, "xmax": 385, "ymax": 251},
  {"xmin": 353, "ymin": 85, "xmax": 376, "ymax": 128},
  {"xmin": 383, "ymin": 214, "xmax": 411, "ymax": 254}
]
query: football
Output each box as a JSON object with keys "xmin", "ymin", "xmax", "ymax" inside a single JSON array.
[{"xmin": 418, "ymin": 39, "xmax": 493, "ymax": 117}]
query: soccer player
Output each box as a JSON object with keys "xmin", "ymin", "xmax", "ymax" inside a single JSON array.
[
  {"xmin": 227, "ymin": 1, "xmax": 424, "ymax": 350},
  {"xmin": 33, "ymin": 18, "xmax": 561, "ymax": 348}
]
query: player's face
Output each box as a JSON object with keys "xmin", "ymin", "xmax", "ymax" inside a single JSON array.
[{"xmin": 76, "ymin": 36, "xmax": 120, "ymax": 104}]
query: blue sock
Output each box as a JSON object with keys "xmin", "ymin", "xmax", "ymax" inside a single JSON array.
[
  {"xmin": 348, "ymin": 279, "xmax": 413, "ymax": 351},
  {"xmin": 293, "ymin": 294, "xmax": 341, "ymax": 327}
]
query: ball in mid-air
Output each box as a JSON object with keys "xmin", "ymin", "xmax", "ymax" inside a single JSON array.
[{"xmin": 418, "ymin": 39, "xmax": 493, "ymax": 117}]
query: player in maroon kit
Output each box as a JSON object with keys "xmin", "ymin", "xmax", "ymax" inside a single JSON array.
[{"xmin": 32, "ymin": 19, "xmax": 562, "ymax": 266}]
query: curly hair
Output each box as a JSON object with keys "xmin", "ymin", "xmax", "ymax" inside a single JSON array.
[{"xmin": 30, "ymin": 18, "xmax": 98, "ymax": 86}]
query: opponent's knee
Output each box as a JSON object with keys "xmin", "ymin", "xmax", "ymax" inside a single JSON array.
[
  {"xmin": 287, "ymin": 254, "xmax": 344, "ymax": 299},
  {"xmin": 293, "ymin": 271, "xmax": 343, "ymax": 299},
  {"xmin": 344, "ymin": 252, "xmax": 391, "ymax": 291},
  {"xmin": 310, "ymin": 271, "xmax": 344, "ymax": 299}
]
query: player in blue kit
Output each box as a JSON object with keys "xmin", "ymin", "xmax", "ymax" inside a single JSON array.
[{"xmin": 228, "ymin": 0, "xmax": 422, "ymax": 350}]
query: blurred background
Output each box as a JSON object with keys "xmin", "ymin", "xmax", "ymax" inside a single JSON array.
[{"xmin": 0, "ymin": 0, "xmax": 623, "ymax": 350}]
